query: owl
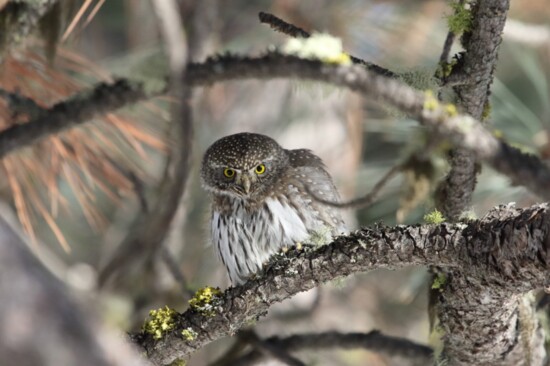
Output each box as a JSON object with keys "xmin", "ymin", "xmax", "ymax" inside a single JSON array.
[{"xmin": 201, "ymin": 132, "xmax": 346, "ymax": 284}]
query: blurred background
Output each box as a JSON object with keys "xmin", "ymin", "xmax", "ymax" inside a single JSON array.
[{"xmin": 0, "ymin": 0, "xmax": 549, "ymax": 365}]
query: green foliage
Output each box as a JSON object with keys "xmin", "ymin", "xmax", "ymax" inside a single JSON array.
[
  {"xmin": 446, "ymin": 1, "xmax": 473, "ymax": 34},
  {"xmin": 424, "ymin": 209, "xmax": 446, "ymax": 224},
  {"xmin": 143, "ymin": 306, "xmax": 178, "ymax": 340}
]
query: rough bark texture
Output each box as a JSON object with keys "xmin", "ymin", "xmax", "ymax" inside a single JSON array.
[
  {"xmin": 133, "ymin": 203, "xmax": 550, "ymax": 365},
  {"xmin": 432, "ymin": 1, "xmax": 537, "ymax": 364},
  {"xmin": 437, "ymin": 0, "xmax": 510, "ymax": 221}
]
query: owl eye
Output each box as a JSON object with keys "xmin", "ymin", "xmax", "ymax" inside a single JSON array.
[
  {"xmin": 255, "ymin": 164, "xmax": 266, "ymax": 175},
  {"xmin": 223, "ymin": 168, "xmax": 235, "ymax": 178}
]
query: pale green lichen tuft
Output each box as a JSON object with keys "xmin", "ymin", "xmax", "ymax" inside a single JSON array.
[
  {"xmin": 436, "ymin": 58, "xmax": 458, "ymax": 79},
  {"xmin": 181, "ymin": 327, "xmax": 198, "ymax": 341},
  {"xmin": 432, "ymin": 273, "xmax": 447, "ymax": 290},
  {"xmin": 143, "ymin": 306, "xmax": 178, "ymax": 340},
  {"xmin": 168, "ymin": 359, "xmax": 187, "ymax": 366},
  {"xmin": 423, "ymin": 90, "xmax": 439, "ymax": 111},
  {"xmin": 481, "ymin": 101, "xmax": 492, "ymax": 121},
  {"xmin": 283, "ymin": 32, "xmax": 352, "ymax": 65},
  {"xmin": 444, "ymin": 103, "xmax": 458, "ymax": 117},
  {"xmin": 446, "ymin": 1, "xmax": 473, "ymax": 34},
  {"xmin": 424, "ymin": 209, "xmax": 446, "ymax": 224},
  {"xmin": 189, "ymin": 286, "xmax": 222, "ymax": 316}
]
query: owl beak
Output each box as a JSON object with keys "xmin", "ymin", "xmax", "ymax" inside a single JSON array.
[{"xmin": 241, "ymin": 175, "xmax": 251, "ymax": 194}]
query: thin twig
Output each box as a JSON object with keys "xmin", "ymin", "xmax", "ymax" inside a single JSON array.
[
  {"xmin": 258, "ymin": 11, "xmax": 397, "ymax": 78},
  {"xmin": 306, "ymin": 164, "xmax": 402, "ymax": 209}
]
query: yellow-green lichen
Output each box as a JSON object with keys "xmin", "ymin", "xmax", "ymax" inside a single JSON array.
[
  {"xmin": 446, "ymin": 1, "xmax": 473, "ymax": 34},
  {"xmin": 189, "ymin": 286, "xmax": 222, "ymax": 316},
  {"xmin": 431, "ymin": 273, "xmax": 447, "ymax": 290},
  {"xmin": 444, "ymin": 103, "xmax": 458, "ymax": 117},
  {"xmin": 481, "ymin": 101, "xmax": 492, "ymax": 121},
  {"xmin": 424, "ymin": 209, "xmax": 446, "ymax": 225},
  {"xmin": 143, "ymin": 306, "xmax": 178, "ymax": 340},
  {"xmin": 283, "ymin": 33, "xmax": 352, "ymax": 65},
  {"xmin": 436, "ymin": 58, "xmax": 458, "ymax": 79},
  {"xmin": 181, "ymin": 327, "xmax": 197, "ymax": 341},
  {"xmin": 168, "ymin": 359, "xmax": 187, "ymax": 366},
  {"xmin": 423, "ymin": 90, "xmax": 439, "ymax": 111}
]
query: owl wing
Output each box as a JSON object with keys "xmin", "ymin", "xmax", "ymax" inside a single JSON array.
[{"xmin": 287, "ymin": 149, "xmax": 346, "ymax": 235}]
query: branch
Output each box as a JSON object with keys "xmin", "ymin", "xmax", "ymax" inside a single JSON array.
[
  {"xmin": 436, "ymin": 0, "xmax": 510, "ymax": 220},
  {"xmin": 98, "ymin": 0, "xmax": 191, "ymax": 286},
  {"xmin": 1, "ymin": 54, "xmax": 549, "ymax": 202},
  {"xmin": 0, "ymin": 79, "xmax": 159, "ymax": 159},
  {"xmin": 0, "ymin": 0, "xmax": 59, "ymax": 62},
  {"xmin": 231, "ymin": 331, "xmax": 433, "ymax": 366},
  {"xmin": 183, "ymin": 54, "xmax": 550, "ymax": 201},
  {"xmin": 134, "ymin": 203, "xmax": 550, "ymax": 364},
  {"xmin": 258, "ymin": 11, "xmax": 397, "ymax": 78}
]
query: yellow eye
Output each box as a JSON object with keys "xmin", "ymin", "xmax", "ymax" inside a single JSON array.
[
  {"xmin": 255, "ymin": 164, "xmax": 266, "ymax": 175},
  {"xmin": 223, "ymin": 168, "xmax": 235, "ymax": 178}
]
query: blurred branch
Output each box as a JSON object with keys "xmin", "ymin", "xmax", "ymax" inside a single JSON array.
[
  {"xmin": 0, "ymin": 0, "xmax": 59, "ymax": 62},
  {"xmin": 0, "ymin": 79, "xmax": 159, "ymax": 158},
  {"xmin": 185, "ymin": 54, "xmax": 550, "ymax": 201},
  {"xmin": 1, "ymin": 53, "xmax": 550, "ymax": 202},
  {"xmin": 504, "ymin": 19, "xmax": 550, "ymax": 47},
  {"xmin": 1, "ymin": 52, "xmax": 550, "ymax": 203},
  {"xmin": 0, "ymin": 203, "xmax": 146, "ymax": 366},
  {"xmin": 236, "ymin": 330, "xmax": 305, "ymax": 366},
  {"xmin": 98, "ymin": 0, "xmax": 191, "ymax": 287},
  {"xmin": 231, "ymin": 330, "xmax": 434, "ymax": 366},
  {"xmin": 134, "ymin": 202, "xmax": 550, "ymax": 364},
  {"xmin": 258, "ymin": 11, "xmax": 397, "ymax": 78}
]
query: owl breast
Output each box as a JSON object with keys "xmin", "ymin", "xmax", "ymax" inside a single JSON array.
[{"xmin": 211, "ymin": 188, "xmax": 327, "ymax": 285}]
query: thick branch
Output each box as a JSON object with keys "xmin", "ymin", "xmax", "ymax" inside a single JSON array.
[{"xmin": 134, "ymin": 203, "xmax": 550, "ymax": 365}]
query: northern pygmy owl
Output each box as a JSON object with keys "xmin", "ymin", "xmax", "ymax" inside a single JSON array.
[{"xmin": 201, "ymin": 132, "xmax": 346, "ymax": 284}]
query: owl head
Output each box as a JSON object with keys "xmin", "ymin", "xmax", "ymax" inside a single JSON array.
[{"xmin": 201, "ymin": 133, "xmax": 289, "ymax": 199}]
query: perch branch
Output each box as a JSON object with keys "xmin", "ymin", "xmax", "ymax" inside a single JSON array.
[{"xmin": 133, "ymin": 203, "xmax": 550, "ymax": 364}]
